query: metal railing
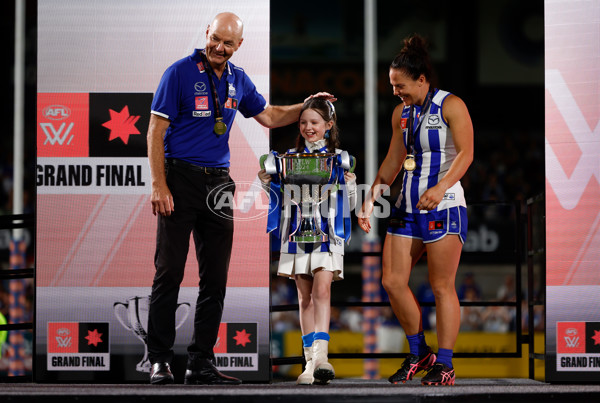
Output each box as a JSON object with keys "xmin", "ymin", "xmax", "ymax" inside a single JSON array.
[{"xmin": 526, "ymin": 194, "xmax": 546, "ymax": 379}]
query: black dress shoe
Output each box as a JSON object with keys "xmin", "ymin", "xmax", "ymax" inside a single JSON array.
[
  {"xmin": 150, "ymin": 362, "xmax": 174, "ymax": 384},
  {"xmin": 184, "ymin": 359, "xmax": 241, "ymax": 385}
]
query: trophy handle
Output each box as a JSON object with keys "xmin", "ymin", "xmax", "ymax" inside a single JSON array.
[
  {"xmin": 262, "ymin": 152, "xmax": 279, "ymax": 175},
  {"xmin": 259, "ymin": 154, "xmax": 268, "ymax": 170},
  {"xmin": 113, "ymin": 302, "xmax": 132, "ymax": 331},
  {"xmin": 338, "ymin": 150, "xmax": 356, "ymax": 173},
  {"xmin": 349, "ymin": 156, "xmax": 356, "ymax": 173},
  {"xmin": 175, "ymin": 302, "xmax": 191, "ymax": 330}
]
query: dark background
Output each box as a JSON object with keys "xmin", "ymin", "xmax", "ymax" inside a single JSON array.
[{"xmin": 270, "ymin": 0, "xmax": 544, "ymax": 202}]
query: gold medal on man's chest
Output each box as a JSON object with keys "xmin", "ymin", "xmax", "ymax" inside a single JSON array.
[
  {"xmin": 403, "ymin": 155, "xmax": 416, "ymax": 171},
  {"xmin": 214, "ymin": 118, "xmax": 227, "ymax": 135}
]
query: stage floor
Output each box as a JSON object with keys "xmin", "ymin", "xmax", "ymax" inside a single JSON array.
[{"xmin": 2, "ymin": 378, "xmax": 600, "ymax": 403}]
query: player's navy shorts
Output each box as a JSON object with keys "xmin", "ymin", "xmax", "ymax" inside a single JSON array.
[{"xmin": 386, "ymin": 206, "xmax": 468, "ymax": 244}]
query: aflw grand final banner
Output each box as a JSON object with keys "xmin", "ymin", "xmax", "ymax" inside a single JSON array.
[
  {"xmin": 545, "ymin": 0, "xmax": 600, "ymax": 382},
  {"xmin": 36, "ymin": 0, "xmax": 271, "ymax": 382}
]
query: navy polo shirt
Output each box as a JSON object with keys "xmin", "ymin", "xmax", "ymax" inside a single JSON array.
[{"xmin": 151, "ymin": 49, "xmax": 267, "ymax": 167}]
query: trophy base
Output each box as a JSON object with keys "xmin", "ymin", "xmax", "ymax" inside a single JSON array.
[
  {"xmin": 136, "ymin": 357, "xmax": 152, "ymax": 373},
  {"xmin": 290, "ymin": 232, "xmax": 329, "ymax": 243}
]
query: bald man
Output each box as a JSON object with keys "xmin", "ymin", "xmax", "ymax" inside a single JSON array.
[{"xmin": 146, "ymin": 12, "xmax": 334, "ymax": 385}]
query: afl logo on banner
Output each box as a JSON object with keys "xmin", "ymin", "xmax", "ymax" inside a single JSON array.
[
  {"xmin": 38, "ymin": 93, "xmax": 89, "ymax": 157},
  {"xmin": 43, "ymin": 105, "xmax": 71, "ymax": 120},
  {"xmin": 47, "ymin": 322, "xmax": 110, "ymax": 354},
  {"xmin": 557, "ymin": 322, "xmax": 585, "ymax": 354},
  {"xmin": 37, "ymin": 93, "xmax": 153, "ymax": 158},
  {"xmin": 556, "ymin": 321, "xmax": 600, "ymax": 372},
  {"xmin": 47, "ymin": 322, "xmax": 111, "ymax": 371}
]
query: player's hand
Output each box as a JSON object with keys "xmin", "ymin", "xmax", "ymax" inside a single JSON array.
[
  {"xmin": 416, "ymin": 186, "xmax": 445, "ymax": 211},
  {"xmin": 151, "ymin": 183, "xmax": 174, "ymax": 216},
  {"xmin": 258, "ymin": 169, "xmax": 272, "ymax": 184},
  {"xmin": 344, "ymin": 171, "xmax": 356, "ymax": 184},
  {"xmin": 357, "ymin": 200, "xmax": 374, "ymax": 233},
  {"xmin": 304, "ymin": 92, "xmax": 337, "ymax": 103}
]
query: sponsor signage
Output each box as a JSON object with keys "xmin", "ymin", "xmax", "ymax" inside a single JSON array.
[
  {"xmin": 38, "ymin": 93, "xmax": 89, "ymax": 157},
  {"xmin": 556, "ymin": 322, "xmax": 600, "ymax": 371},
  {"xmin": 47, "ymin": 322, "xmax": 110, "ymax": 371},
  {"xmin": 213, "ymin": 323, "xmax": 258, "ymax": 371},
  {"xmin": 545, "ymin": 0, "xmax": 600, "ymax": 383},
  {"xmin": 38, "ymin": 93, "xmax": 152, "ymax": 158},
  {"xmin": 37, "ymin": 93, "xmax": 152, "ymax": 195},
  {"xmin": 89, "ymin": 93, "xmax": 151, "ymax": 157},
  {"xmin": 37, "ymin": 157, "xmax": 149, "ymax": 194}
]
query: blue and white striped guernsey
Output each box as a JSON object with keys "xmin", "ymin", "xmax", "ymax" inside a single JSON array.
[{"xmin": 396, "ymin": 89, "xmax": 467, "ymax": 214}]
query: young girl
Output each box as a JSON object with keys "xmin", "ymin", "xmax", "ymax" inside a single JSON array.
[{"xmin": 259, "ymin": 97, "xmax": 357, "ymax": 385}]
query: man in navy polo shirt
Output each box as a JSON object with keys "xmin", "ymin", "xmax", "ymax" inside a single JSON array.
[{"xmin": 146, "ymin": 11, "xmax": 334, "ymax": 385}]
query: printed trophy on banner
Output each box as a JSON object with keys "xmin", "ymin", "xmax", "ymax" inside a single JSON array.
[
  {"xmin": 114, "ymin": 295, "xmax": 190, "ymax": 372},
  {"xmin": 261, "ymin": 150, "xmax": 355, "ymax": 243}
]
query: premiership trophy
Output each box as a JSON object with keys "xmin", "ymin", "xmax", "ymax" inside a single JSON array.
[
  {"xmin": 114, "ymin": 296, "xmax": 190, "ymax": 373},
  {"xmin": 262, "ymin": 151, "xmax": 354, "ymax": 243}
]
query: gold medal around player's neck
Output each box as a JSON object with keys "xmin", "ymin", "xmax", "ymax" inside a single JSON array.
[
  {"xmin": 404, "ymin": 155, "xmax": 416, "ymax": 171},
  {"xmin": 214, "ymin": 118, "xmax": 227, "ymax": 135}
]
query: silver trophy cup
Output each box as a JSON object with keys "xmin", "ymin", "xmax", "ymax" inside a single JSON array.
[
  {"xmin": 280, "ymin": 153, "xmax": 336, "ymax": 243},
  {"xmin": 262, "ymin": 151, "xmax": 354, "ymax": 243},
  {"xmin": 114, "ymin": 295, "xmax": 190, "ymax": 373}
]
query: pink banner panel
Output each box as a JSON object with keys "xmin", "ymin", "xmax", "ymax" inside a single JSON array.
[{"xmin": 545, "ymin": 0, "xmax": 600, "ymax": 286}]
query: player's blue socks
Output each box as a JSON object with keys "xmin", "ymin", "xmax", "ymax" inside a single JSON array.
[
  {"xmin": 407, "ymin": 331, "xmax": 430, "ymax": 356},
  {"xmin": 436, "ymin": 348, "xmax": 453, "ymax": 368},
  {"xmin": 302, "ymin": 332, "xmax": 315, "ymax": 347},
  {"xmin": 314, "ymin": 332, "xmax": 330, "ymax": 341},
  {"xmin": 417, "ymin": 331, "xmax": 428, "ymax": 355},
  {"xmin": 406, "ymin": 332, "xmax": 421, "ymax": 356}
]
